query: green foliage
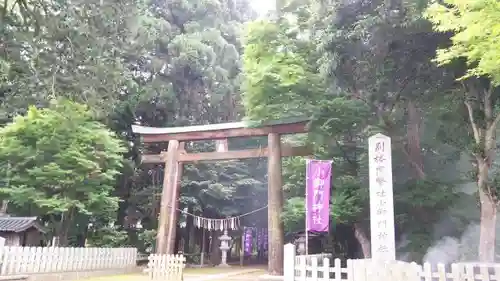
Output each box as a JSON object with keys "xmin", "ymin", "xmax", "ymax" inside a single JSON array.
[
  {"xmin": 308, "ymin": 97, "xmax": 371, "ymax": 146},
  {"xmin": 139, "ymin": 229, "xmax": 157, "ymax": 253},
  {"xmin": 426, "ymin": 0, "xmax": 500, "ymax": 262},
  {"xmin": 242, "ymin": 19, "xmax": 324, "ymax": 122},
  {"xmin": 425, "ymin": 0, "xmax": 500, "ymax": 84},
  {"xmin": 0, "ymin": 99, "xmax": 125, "ymax": 220},
  {"xmin": 242, "ymin": 12, "xmax": 371, "ymax": 237},
  {"xmin": 87, "ymin": 227, "xmax": 130, "ymax": 248},
  {"xmin": 180, "ymin": 141, "xmax": 268, "ymax": 226},
  {"xmin": 241, "ymin": 0, "xmax": 477, "ymax": 261},
  {"xmin": 0, "ymin": 0, "xmax": 154, "ymax": 120},
  {"xmin": 1, "ymin": 0, "xmax": 494, "ymax": 262},
  {"xmin": 0, "ymin": 0, "xmax": 265, "ymax": 251}
]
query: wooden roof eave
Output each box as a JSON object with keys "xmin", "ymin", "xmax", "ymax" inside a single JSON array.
[{"xmin": 14, "ymin": 221, "xmax": 47, "ymax": 234}]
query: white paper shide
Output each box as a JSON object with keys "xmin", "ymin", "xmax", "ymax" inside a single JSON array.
[{"xmin": 368, "ymin": 133, "xmax": 396, "ymax": 261}]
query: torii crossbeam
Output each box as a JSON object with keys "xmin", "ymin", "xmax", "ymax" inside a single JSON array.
[{"xmin": 131, "ymin": 118, "xmax": 311, "ymax": 275}]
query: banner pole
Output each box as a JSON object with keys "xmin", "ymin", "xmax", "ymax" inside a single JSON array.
[
  {"xmin": 305, "ymin": 159, "xmax": 310, "ymax": 256},
  {"xmin": 305, "ymin": 214, "xmax": 309, "ymax": 256},
  {"xmin": 240, "ymin": 228, "xmax": 244, "ymax": 266}
]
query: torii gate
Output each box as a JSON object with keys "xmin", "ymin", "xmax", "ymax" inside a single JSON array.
[{"xmin": 131, "ymin": 119, "xmax": 310, "ymax": 275}]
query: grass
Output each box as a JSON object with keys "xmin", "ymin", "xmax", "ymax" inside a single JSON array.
[
  {"xmin": 80, "ymin": 266, "xmax": 267, "ymax": 281},
  {"xmin": 184, "ymin": 266, "xmax": 264, "ymax": 275},
  {"xmin": 80, "ymin": 274, "xmax": 147, "ymax": 281}
]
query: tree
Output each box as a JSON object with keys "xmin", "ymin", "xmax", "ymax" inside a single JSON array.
[
  {"xmin": 426, "ymin": 0, "xmax": 500, "ymax": 262},
  {"xmin": 1, "ymin": 0, "xmax": 261, "ymax": 254},
  {"xmin": 309, "ymin": 0, "xmax": 474, "ymax": 261},
  {"xmin": 0, "ymin": 99, "xmax": 126, "ymax": 245},
  {"xmin": 425, "ymin": 0, "xmax": 500, "ymax": 84},
  {"xmin": 243, "ymin": 0, "xmax": 470, "ymax": 262},
  {"xmin": 242, "ymin": 19, "xmax": 323, "ymax": 121},
  {"xmin": 109, "ymin": 0, "xmax": 259, "ymax": 257},
  {"xmin": 0, "ymin": 0, "xmax": 154, "ymax": 120}
]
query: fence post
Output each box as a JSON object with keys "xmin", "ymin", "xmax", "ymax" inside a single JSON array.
[
  {"xmin": 284, "ymin": 243, "xmax": 296, "ymax": 281},
  {"xmin": 349, "ymin": 259, "xmax": 366, "ymax": 281},
  {"xmin": 0, "ymin": 236, "xmax": 4, "ymax": 275}
]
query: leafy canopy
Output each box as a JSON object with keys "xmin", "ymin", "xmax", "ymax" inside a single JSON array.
[
  {"xmin": 242, "ymin": 14, "xmax": 368, "ymax": 234},
  {"xmin": 0, "ymin": 99, "xmax": 126, "ymax": 216},
  {"xmin": 425, "ymin": 0, "xmax": 500, "ymax": 84},
  {"xmin": 242, "ymin": 19, "xmax": 323, "ymax": 122}
]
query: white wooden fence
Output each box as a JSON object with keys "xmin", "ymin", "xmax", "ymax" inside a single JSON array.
[
  {"xmin": 0, "ymin": 246, "xmax": 137, "ymax": 276},
  {"xmin": 296, "ymin": 253, "xmax": 333, "ymax": 266},
  {"xmin": 146, "ymin": 254, "xmax": 185, "ymax": 281},
  {"xmin": 284, "ymin": 243, "xmax": 500, "ymax": 281}
]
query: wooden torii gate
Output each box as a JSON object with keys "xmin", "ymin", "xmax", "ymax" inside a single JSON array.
[{"xmin": 131, "ymin": 119, "xmax": 310, "ymax": 275}]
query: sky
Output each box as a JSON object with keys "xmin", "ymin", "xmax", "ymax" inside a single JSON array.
[{"xmin": 250, "ymin": 0, "xmax": 275, "ymax": 16}]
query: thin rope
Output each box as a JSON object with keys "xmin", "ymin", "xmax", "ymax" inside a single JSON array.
[
  {"xmin": 171, "ymin": 204, "xmax": 268, "ymax": 220},
  {"xmin": 153, "ymin": 141, "xmax": 268, "ymax": 223}
]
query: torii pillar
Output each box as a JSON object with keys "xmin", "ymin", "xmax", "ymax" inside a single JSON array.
[
  {"xmin": 156, "ymin": 141, "xmax": 184, "ymax": 254},
  {"xmin": 156, "ymin": 140, "xmax": 228, "ymax": 254},
  {"xmin": 267, "ymin": 133, "xmax": 284, "ymax": 275}
]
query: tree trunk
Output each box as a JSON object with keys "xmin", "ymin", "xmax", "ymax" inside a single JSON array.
[
  {"xmin": 75, "ymin": 216, "xmax": 89, "ymax": 247},
  {"xmin": 184, "ymin": 206, "xmax": 193, "ymax": 253},
  {"xmin": 0, "ymin": 200, "xmax": 8, "ymax": 214},
  {"xmin": 210, "ymin": 231, "xmax": 221, "ymax": 265},
  {"xmin": 57, "ymin": 209, "xmax": 74, "ymax": 246},
  {"xmin": 463, "ymin": 83, "xmax": 499, "ymax": 262},
  {"xmin": 200, "ymin": 228, "xmax": 207, "ymax": 265},
  {"xmin": 174, "ymin": 228, "xmax": 182, "ymax": 253},
  {"xmin": 353, "ymin": 223, "xmax": 371, "ymax": 258},
  {"xmin": 478, "ymin": 163, "xmax": 497, "ymax": 262},
  {"xmin": 341, "ymin": 132, "xmax": 371, "ymax": 258},
  {"xmin": 116, "ymin": 172, "xmax": 131, "ymax": 226},
  {"xmin": 198, "ymin": 228, "xmax": 206, "ymax": 253},
  {"xmin": 128, "ymin": 229, "xmax": 139, "ymax": 249},
  {"xmin": 407, "ymin": 100, "xmax": 425, "ymax": 179}
]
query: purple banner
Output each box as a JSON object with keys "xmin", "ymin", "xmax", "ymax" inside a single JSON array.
[
  {"xmin": 256, "ymin": 228, "xmax": 262, "ymax": 251},
  {"xmin": 243, "ymin": 227, "xmax": 253, "ymax": 255},
  {"xmin": 263, "ymin": 228, "xmax": 268, "ymax": 251},
  {"xmin": 306, "ymin": 159, "xmax": 332, "ymax": 232}
]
